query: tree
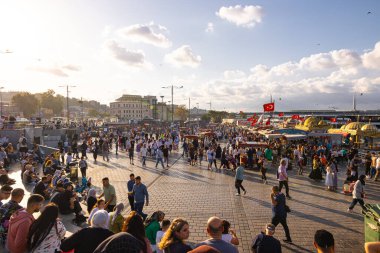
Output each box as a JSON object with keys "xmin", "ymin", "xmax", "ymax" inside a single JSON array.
[
  {"xmin": 40, "ymin": 89, "xmax": 64, "ymax": 115},
  {"xmin": 11, "ymin": 92, "xmax": 39, "ymax": 117},
  {"xmin": 88, "ymin": 109, "xmax": 100, "ymax": 117},
  {"xmin": 174, "ymin": 105, "xmax": 188, "ymax": 121}
]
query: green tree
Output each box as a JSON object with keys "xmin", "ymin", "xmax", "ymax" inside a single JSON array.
[
  {"xmin": 88, "ymin": 109, "xmax": 100, "ymax": 117},
  {"xmin": 40, "ymin": 89, "xmax": 64, "ymax": 115},
  {"xmin": 11, "ymin": 92, "xmax": 39, "ymax": 117},
  {"xmin": 174, "ymin": 105, "xmax": 188, "ymax": 121}
]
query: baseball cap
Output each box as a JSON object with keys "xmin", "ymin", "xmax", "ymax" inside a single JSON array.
[{"xmin": 265, "ymin": 223, "xmax": 275, "ymax": 231}]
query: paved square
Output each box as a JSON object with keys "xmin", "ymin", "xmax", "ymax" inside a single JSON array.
[{"xmin": 8, "ymin": 148, "xmax": 379, "ymax": 253}]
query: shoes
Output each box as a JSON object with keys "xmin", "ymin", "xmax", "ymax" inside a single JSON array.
[
  {"xmin": 283, "ymin": 239, "xmax": 292, "ymax": 244},
  {"xmin": 243, "ymin": 190, "xmax": 247, "ymax": 195},
  {"xmin": 264, "ymin": 180, "xmax": 268, "ymax": 184},
  {"xmin": 235, "ymin": 193, "xmax": 240, "ymax": 196},
  {"xmin": 347, "ymin": 208, "xmax": 353, "ymax": 213},
  {"xmin": 286, "ymin": 196, "xmax": 292, "ymax": 200}
]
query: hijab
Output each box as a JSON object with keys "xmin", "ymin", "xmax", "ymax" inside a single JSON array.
[{"xmin": 111, "ymin": 203, "xmax": 124, "ymax": 224}]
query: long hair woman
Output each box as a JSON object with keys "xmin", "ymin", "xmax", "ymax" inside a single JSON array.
[
  {"xmin": 27, "ymin": 203, "xmax": 66, "ymax": 253},
  {"xmin": 159, "ymin": 218, "xmax": 191, "ymax": 253},
  {"xmin": 122, "ymin": 211, "xmax": 151, "ymax": 253}
]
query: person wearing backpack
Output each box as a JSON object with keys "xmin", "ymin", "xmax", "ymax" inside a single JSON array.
[{"xmin": 251, "ymin": 223, "xmax": 282, "ymax": 253}]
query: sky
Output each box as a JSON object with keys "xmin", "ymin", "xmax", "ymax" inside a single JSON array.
[{"xmin": 0, "ymin": 0, "xmax": 380, "ymax": 112}]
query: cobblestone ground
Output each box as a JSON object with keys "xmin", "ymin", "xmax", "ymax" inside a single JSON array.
[{"xmin": 7, "ymin": 148, "xmax": 380, "ymax": 253}]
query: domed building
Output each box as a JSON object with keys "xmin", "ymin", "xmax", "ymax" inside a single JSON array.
[
  {"xmin": 361, "ymin": 124, "xmax": 379, "ymax": 137},
  {"xmin": 295, "ymin": 117, "xmax": 330, "ymax": 132}
]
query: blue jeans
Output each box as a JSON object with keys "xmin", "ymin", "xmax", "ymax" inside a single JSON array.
[
  {"xmin": 156, "ymin": 158, "xmax": 164, "ymax": 168},
  {"xmin": 142, "ymin": 156, "xmax": 146, "ymax": 166},
  {"xmin": 134, "ymin": 202, "xmax": 147, "ymax": 220}
]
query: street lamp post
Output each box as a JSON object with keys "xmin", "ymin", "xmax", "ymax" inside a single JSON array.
[
  {"xmin": 160, "ymin": 96, "xmax": 164, "ymax": 122},
  {"xmin": 59, "ymin": 85, "xmax": 76, "ymax": 125},
  {"xmin": 162, "ymin": 85, "xmax": 183, "ymax": 124},
  {"xmin": 0, "ymin": 87, "xmax": 4, "ymax": 119}
]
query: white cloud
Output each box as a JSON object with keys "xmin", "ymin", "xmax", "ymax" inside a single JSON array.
[
  {"xmin": 62, "ymin": 64, "xmax": 82, "ymax": 71},
  {"xmin": 200, "ymin": 41, "xmax": 380, "ymax": 110},
  {"xmin": 119, "ymin": 22, "xmax": 172, "ymax": 48},
  {"xmin": 164, "ymin": 45, "xmax": 201, "ymax": 68},
  {"xmin": 362, "ymin": 41, "xmax": 380, "ymax": 69},
  {"xmin": 216, "ymin": 5, "xmax": 263, "ymax": 28},
  {"xmin": 28, "ymin": 66, "xmax": 68, "ymax": 77},
  {"xmin": 205, "ymin": 22, "xmax": 214, "ymax": 33},
  {"xmin": 223, "ymin": 70, "xmax": 246, "ymax": 79},
  {"xmin": 106, "ymin": 40, "xmax": 152, "ymax": 69},
  {"xmin": 27, "ymin": 63, "xmax": 82, "ymax": 77}
]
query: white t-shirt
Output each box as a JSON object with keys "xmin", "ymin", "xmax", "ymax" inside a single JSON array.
[
  {"xmin": 156, "ymin": 231, "xmax": 166, "ymax": 253},
  {"xmin": 222, "ymin": 233, "xmax": 233, "ymax": 244},
  {"xmin": 141, "ymin": 147, "xmax": 147, "ymax": 157},
  {"xmin": 376, "ymin": 157, "xmax": 380, "ymax": 169}
]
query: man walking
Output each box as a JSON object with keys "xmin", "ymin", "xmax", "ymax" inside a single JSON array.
[
  {"xmin": 278, "ymin": 159, "xmax": 291, "ymax": 199},
  {"xmin": 132, "ymin": 176, "xmax": 149, "ymax": 220},
  {"xmin": 251, "ymin": 223, "xmax": 282, "ymax": 253},
  {"xmin": 127, "ymin": 174, "xmax": 135, "ymax": 211},
  {"xmin": 235, "ymin": 162, "xmax": 247, "ymax": 196},
  {"xmin": 102, "ymin": 140, "xmax": 110, "ymax": 162},
  {"xmin": 98, "ymin": 177, "xmax": 116, "ymax": 212},
  {"xmin": 270, "ymin": 186, "xmax": 292, "ymax": 243},
  {"xmin": 79, "ymin": 156, "xmax": 88, "ymax": 178},
  {"xmin": 155, "ymin": 146, "xmax": 165, "ymax": 169},
  {"xmin": 141, "ymin": 144, "xmax": 147, "ymax": 166}
]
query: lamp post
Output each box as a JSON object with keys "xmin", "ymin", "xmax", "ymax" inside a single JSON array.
[
  {"xmin": 59, "ymin": 85, "xmax": 76, "ymax": 125},
  {"xmin": 162, "ymin": 85, "xmax": 183, "ymax": 124},
  {"xmin": 160, "ymin": 96, "xmax": 164, "ymax": 122},
  {"xmin": 0, "ymin": 87, "xmax": 4, "ymax": 119}
]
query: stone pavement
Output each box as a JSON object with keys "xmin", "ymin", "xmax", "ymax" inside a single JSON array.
[{"xmin": 6, "ymin": 148, "xmax": 380, "ymax": 253}]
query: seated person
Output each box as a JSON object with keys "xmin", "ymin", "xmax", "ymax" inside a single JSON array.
[
  {"xmin": 52, "ymin": 182, "xmax": 83, "ymax": 216},
  {"xmin": 22, "ymin": 164, "xmax": 39, "ymax": 184},
  {"xmin": 33, "ymin": 175, "xmax": 52, "ymax": 199},
  {"xmin": 5, "ymin": 143, "xmax": 18, "ymax": 164},
  {"xmin": 0, "ymin": 165, "xmax": 16, "ymax": 186}
]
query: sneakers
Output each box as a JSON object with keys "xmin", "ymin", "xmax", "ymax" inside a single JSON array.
[
  {"xmin": 243, "ymin": 190, "xmax": 247, "ymax": 195},
  {"xmin": 283, "ymin": 239, "xmax": 292, "ymax": 244},
  {"xmin": 347, "ymin": 208, "xmax": 353, "ymax": 213},
  {"xmin": 286, "ymin": 196, "xmax": 292, "ymax": 200},
  {"xmin": 235, "ymin": 193, "xmax": 241, "ymax": 196}
]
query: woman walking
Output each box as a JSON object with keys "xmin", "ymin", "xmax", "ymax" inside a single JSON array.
[{"xmin": 258, "ymin": 155, "xmax": 267, "ymax": 184}]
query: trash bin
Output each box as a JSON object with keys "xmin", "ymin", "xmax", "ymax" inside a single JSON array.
[
  {"xmin": 69, "ymin": 164, "xmax": 78, "ymax": 182},
  {"xmin": 363, "ymin": 204, "xmax": 380, "ymax": 242}
]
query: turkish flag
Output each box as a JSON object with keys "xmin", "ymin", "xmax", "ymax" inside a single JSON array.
[
  {"xmin": 278, "ymin": 112, "xmax": 284, "ymax": 117},
  {"xmin": 292, "ymin": 114, "xmax": 300, "ymax": 120},
  {"xmin": 330, "ymin": 118, "xmax": 337, "ymax": 122},
  {"xmin": 263, "ymin": 103, "xmax": 275, "ymax": 112},
  {"xmin": 251, "ymin": 119, "xmax": 258, "ymax": 126}
]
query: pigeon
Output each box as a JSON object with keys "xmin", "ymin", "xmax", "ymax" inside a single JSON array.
[{"xmin": 367, "ymin": 11, "xmax": 372, "ymax": 14}]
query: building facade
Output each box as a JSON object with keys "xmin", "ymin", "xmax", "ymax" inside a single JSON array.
[{"xmin": 110, "ymin": 94, "xmax": 158, "ymax": 121}]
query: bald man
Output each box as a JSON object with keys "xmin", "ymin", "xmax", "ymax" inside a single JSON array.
[{"xmin": 195, "ymin": 216, "xmax": 238, "ymax": 253}]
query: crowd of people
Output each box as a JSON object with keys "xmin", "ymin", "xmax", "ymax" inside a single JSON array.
[{"xmin": 0, "ymin": 123, "xmax": 379, "ymax": 252}]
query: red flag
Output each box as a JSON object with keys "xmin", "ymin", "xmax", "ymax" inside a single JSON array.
[
  {"xmin": 250, "ymin": 119, "xmax": 258, "ymax": 126},
  {"xmin": 263, "ymin": 102, "xmax": 275, "ymax": 112},
  {"xmin": 330, "ymin": 118, "xmax": 337, "ymax": 122},
  {"xmin": 278, "ymin": 112, "xmax": 284, "ymax": 117},
  {"xmin": 291, "ymin": 114, "xmax": 300, "ymax": 120},
  {"xmin": 247, "ymin": 117, "xmax": 254, "ymax": 122},
  {"xmin": 265, "ymin": 118, "xmax": 271, "ymax": 125}
]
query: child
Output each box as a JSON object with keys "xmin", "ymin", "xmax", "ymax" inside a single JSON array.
[
  {"xmin": 156, "ymin": 219, "xmax": 171, "ymax": 253},
  {"xmin": 325, "ymin": 164, "xmax": 334, "ymax": 191}
]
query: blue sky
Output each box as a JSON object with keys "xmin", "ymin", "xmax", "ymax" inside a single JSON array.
[{"xmin": 0, "ymin": 0, "xmax": 379, "ymax": 112}]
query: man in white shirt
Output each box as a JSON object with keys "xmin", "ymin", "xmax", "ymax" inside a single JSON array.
[
  {"xmin": 141, "ymin": 144, "xmax": 147, "ymax": 166},
  {"xmin": 374, "ymin": 153, "xmax": 380, "ymax": 181}
]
